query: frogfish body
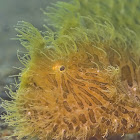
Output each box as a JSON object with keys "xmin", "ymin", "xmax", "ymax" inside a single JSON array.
[{"xmin": 1, "ymin": 0, "xmax": 140, "ymax": 140}]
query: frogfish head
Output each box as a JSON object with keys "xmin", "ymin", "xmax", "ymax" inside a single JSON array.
[{"xmin": 1, "ymin": 13, "xmax": 140, "ymax": 140}]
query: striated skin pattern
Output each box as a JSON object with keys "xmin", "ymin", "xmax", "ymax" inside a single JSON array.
[{"xmin": 1, "ymin": 0, "xmax": 140, "ymax": 140}]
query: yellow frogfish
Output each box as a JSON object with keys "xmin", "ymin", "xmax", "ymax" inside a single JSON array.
[{"xmin": 1, "ymin": 0, "xmax": 140, "ymax": 140}]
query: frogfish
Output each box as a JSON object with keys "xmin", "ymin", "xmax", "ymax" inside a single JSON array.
[{"xmin": 1, "ymin": 0, "xmax": 140, "ymax": 140}]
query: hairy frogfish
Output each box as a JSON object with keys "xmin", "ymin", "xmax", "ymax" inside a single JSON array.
[{"xmin": 1, "ymin": 0, "xmax": 140, "ymax": 140}]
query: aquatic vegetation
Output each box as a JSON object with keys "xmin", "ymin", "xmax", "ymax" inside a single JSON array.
[{"xmin": 1, "ymin": 0, "xmax": 140, "ymax": 139}]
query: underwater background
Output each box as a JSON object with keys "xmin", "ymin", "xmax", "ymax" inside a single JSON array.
[{"xmin": 0, "ymin": 0, "xmax": 139, "ymax": 140}]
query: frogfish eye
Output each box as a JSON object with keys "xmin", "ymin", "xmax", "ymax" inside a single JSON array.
[{"xmin": 59, "ymin": 65, "xmax": 65, "ymax": 71}]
